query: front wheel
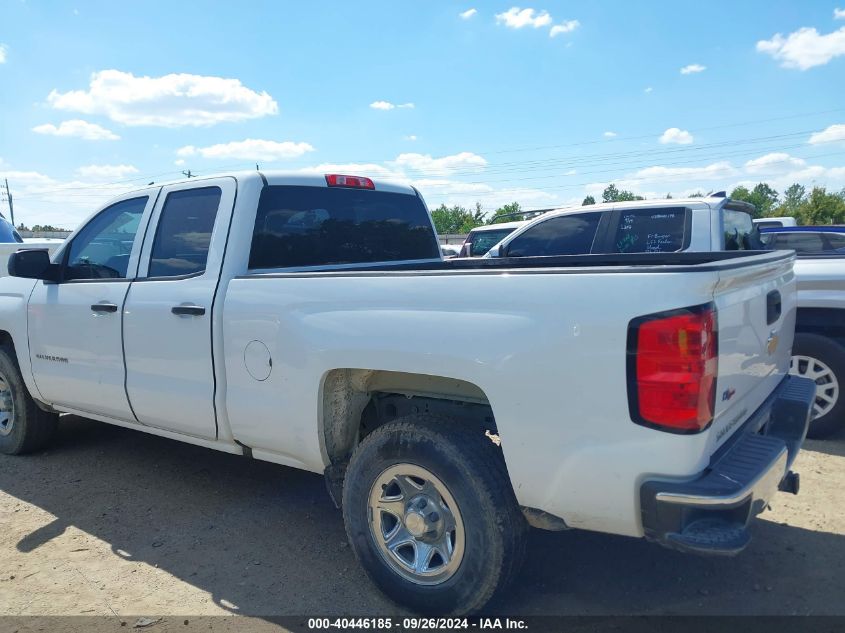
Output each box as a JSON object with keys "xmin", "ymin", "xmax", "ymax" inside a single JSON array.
[
  {"xmin": 790, "ymin": 333, "xmax": 845, "ymax": 439},
  {"xmin": 0, "ymin": 345, "xmax": 58, "ymax": 455},
  {"xmin": 342, "ymin": 416, "xmax": 527, "ymax": 615}
]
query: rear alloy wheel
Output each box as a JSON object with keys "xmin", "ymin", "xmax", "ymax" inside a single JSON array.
[
  {"xmin": 790, "ymin": 333, "xmax": 845, "ymax": 439},
  {"xmin": 368, "ymin": 463, "xmax": 465, "ymax": 586},
  {"xmin": 343, "ymin": 416, "xmax": 527, "ymax": 615}
]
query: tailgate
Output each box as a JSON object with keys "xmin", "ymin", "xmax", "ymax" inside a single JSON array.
[{"xmin": 708, "ymin": 252, "xmax": 797, "ymax": 451}]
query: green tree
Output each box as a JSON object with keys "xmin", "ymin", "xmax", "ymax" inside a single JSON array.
[
  {"xmin": 793, "ymin": 187, "xmax": 845, "ymax": 225},
  {"xmin": 489, "ymin": 201, "xmax": 522, "ymax": 224},
  {"xmin": 777, "ymin": 183, "xmax": 806, "ymax": 218},
  {"xmin": 688, "ymin": 192, "xmax": 705, "ymax": 198},
  {"xmin": 430, "ymin": 204, "xmax": 485, "ymax": 234},
  {"xmin": 582, "ymin": 195, "xmax": 596, "ymax": 206},
  {"xmin": 729, "ymin": 183, "xmax": 779, "ymax": 218},
  {"xmin": 602, "ymin": 183, "xmax": 644, "ymax": 203}
]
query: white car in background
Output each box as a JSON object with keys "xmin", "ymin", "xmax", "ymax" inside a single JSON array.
[
  {"xmin": 0, "ymin": 216, "xmax": 64, "ymax": 276},
  {"xmin": 458, "ymin": 221, "xmax": 526, "ymax": 257}
]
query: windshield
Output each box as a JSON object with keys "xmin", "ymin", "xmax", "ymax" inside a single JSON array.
[
  {"xmin": 465, "ymin": 228, "xmax": 516, "ymax": 256},
  {"xmin": 0, "ymin": 217, "xmax": 23, "ymax": 243}
]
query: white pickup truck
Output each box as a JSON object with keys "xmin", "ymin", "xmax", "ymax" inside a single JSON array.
[{"xmin": 0, "ymin": 172, "xmax": 814, "ymax": 615}]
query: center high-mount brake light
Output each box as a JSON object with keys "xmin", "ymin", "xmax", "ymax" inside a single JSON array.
[
  {"xmin": 325, "ymin": 174, "xmax": 375, "ymax": 190},
  {"xmin": 627, "ymin": 304, "xmax": 718, "ymax": 434}
]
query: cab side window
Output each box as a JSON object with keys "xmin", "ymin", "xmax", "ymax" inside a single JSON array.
[
  {"xmin": 148, "ymin": 187, "xmax": 222, "ymax": 278},
  {"xmin": 64, "ymin": 197, "xmax": 148, "ymax": 280},
  {"xmin": 506, "ymin": 213, "xmax": 601, "ymax": 257}
]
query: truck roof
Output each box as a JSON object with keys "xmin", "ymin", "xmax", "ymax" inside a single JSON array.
[{"xmin": 131, "ymin": 171, "xmax": 419, "ymax": 197}]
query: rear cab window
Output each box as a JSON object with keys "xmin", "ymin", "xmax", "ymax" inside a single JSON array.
[
  {"xmin": 722, "ymin": 208, "xmax": 764, "ymax": 250},
  {"xmin": 610, "ymin": 207, "xmax": 689, "ymax": 253},
  {"xmin": 249, "ymin": 185, "xmax": 440, "ymax": 270}
]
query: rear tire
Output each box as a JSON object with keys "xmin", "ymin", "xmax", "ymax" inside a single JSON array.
[
  {"xmin": 790, "ymin": 333, "xmax": 845, "ymax": 439},
  {"xmin": 0, "ymin": 345, "xmax": 58, "ymax": 455},
  {"xmin": 342, "ymin": 416, "xmax": 527, "ymax": 615}
]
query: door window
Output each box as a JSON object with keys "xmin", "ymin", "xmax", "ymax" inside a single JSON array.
[
  {"xmin": 64, "ymin": 196, "xmax": 148, "ymax": 280},
  {"xmin": 505, "ymin": 213, "xmax": 601, "ymax": 257},
  {"xmin": 148, "ymin": 187, "xmax": 222, "ymax": 278}
]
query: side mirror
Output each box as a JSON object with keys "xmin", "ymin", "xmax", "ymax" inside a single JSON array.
[
  {"xmin": 8, "ymin": 250, "xmax": 60, "ymax": 282},
  {"xmin": 464, "ymin": 242, "xmax": 473, "ymax": 257},
  {"xmin": 489, "ymin": 244, "xmax": 506, "ymax": 258}
]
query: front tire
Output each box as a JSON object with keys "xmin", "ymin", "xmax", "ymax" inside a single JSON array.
[
  {"xmin": 790, "ymin": 333, "xmax": 845, "ymax": 439},
  {"xmin": 342, "ymin": 416, "xmax": 527, "ymax": 615},
  {"xmin": 0, "ymin": 345, "xmax": 58, "ymax": 455}
]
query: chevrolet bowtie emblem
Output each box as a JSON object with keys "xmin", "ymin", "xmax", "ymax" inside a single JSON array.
[{"xmin": 766, "ymin": 332, "xmax": 779, "ymax": 355}]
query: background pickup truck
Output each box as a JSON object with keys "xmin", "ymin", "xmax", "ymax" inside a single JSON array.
[
  {"xmin": 484, "ymin": 200, "xmax": 844, "ymax": 439},
  {"xmin": 0, "ymin": 172, "xmax": 814, "ymax": 615}
]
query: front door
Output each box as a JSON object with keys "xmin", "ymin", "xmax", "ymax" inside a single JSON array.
[
  {"xmin": 123, "ymin": 178, "xmax": 236, "ymax": 439},
  {"xmin": 28, "ymin": 194, "xmax": 155, "ymax": 419}
]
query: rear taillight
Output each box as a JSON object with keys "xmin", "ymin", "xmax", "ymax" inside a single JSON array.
[
  {"xmin": 325, "ymin": 174, "xmax": 375, "ymax": 189},
  {"xmin": 627, "ymin": 304, "xmax": 718, "ymax": 433}
]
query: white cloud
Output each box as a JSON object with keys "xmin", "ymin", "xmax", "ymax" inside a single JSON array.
[
  {"xmin": 644, "ymin": 86, "xmax": 653, "ymax": 93},
  {"xmin": 495, "ymin": 7, "xmax": 552, "ymax": 29},
  {"xmin": 1, "ymin": 170, "xmax": 142, "ymax": 228},
  {"xmin": 757, "ymin": 26, "xmax": 845, "ymax": 70},
  {"xmin": 835, "ymin": 8, "xmax": 845, "ymax": 19},
  {"xmin": 632, "ymin": 161, "xmax": 735, "ymax": 183},
  {"xmin": 680, "ymin": 63, "xmax": 706, "ymax": 74},
  {"xmin": 565, "ymin": 169, "xmax": 577, "ymax": 176},
  {"xmin": 808, "ymin": 123, "xmax": 845, "ymax": 144},
  {"xmin": 369, "ymin": 100, "xmax": 415, "ymax": 111},
  {"xmin": 32, "ymin": 119, "xmax": 119, "ymax": 141},
  {"xmin": 603, "ymin": 131, "xmax": 617, "ymax": 138},
  {"xmin": 404, "ymin": 135, "xmax": 418, "ymax": 141},
  {"xmin": 659, "ymin": 127, "xmax": 694, "ymax": 145},
  {"xmin": 550, "ymin": 20, "xmax": 580, "ymax": 37},
  {"xmin": 174, "ymin": 159, "xmax": 185, "ymax": 166},
  {"xmin": 744, "ymin": 153, "xmax": 806, "ymax": 174},
  {"xmin": 0, "ymin": 44, "xmax": 7, "ymax": 64},
  {"xmin": 75, "ymin": 164, "xmax": 139, "ymax": 180},
  {"xmin": 47, "ymin": 69, "xmax": 278, "ymax": 127},
  {"xmin": 176, "ymin": 139, "xmax": 314, "ymax": 161},
  {"xmin": 459, "ymin": 8, "xmax": 477, "ymax": 19},
  {"xmin": 394, "ymin": 152, "xmax": 487, "ymax": 174}
]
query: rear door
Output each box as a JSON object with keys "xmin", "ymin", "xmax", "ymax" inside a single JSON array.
[{"xmin": 122, "ymin": 178, "xmax": 236, "ymax": 439}]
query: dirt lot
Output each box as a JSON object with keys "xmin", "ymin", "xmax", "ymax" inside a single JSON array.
[{"xmin": 1, "ymin": 416, "xmax": 843, "ymax": 620}]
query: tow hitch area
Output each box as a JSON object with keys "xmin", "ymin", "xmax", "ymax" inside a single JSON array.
[{"xmin": 640, "ymin": 374, "xmax": 815, "ymax": 556}]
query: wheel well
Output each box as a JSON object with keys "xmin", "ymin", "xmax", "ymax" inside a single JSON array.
[
  {"xmin": 796, "ymin": 308, "xmax": 845, "ymax": 347},
  {"xmin": 320, "ymin": 369, "xmax": 497, "ymax": 466},
  {"xmin": 0, "ymin": 330, "xmax": 13, "ymax": 351}
]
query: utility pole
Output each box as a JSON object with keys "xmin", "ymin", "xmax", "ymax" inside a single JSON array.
[
  {"xmin": 2, "ymin": 179, "xmax": 13, "ymax": 226},
  {"xmin": 182, "ymin": 170, "xmax": 194, "ymax": 179}
]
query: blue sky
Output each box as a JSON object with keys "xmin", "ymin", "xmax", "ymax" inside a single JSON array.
[{"xmin": 2, "ymin": 0, "xmax": 845, "ymax": 227}]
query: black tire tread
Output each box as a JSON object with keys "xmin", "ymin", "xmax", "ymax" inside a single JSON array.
[
  {"xmin": 343, "ymin": 415, "xmax": 527, "ymax": 615},
  {"xmin": 0, "ymin": 345, "xmax": 58, "ymax": 455}
]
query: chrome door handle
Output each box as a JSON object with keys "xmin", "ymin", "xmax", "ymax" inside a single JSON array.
[
  {"xmin": 171, "ymin": 305, "xmax": 206, "ymax": 316},
  {"xmin": 90, "ymin": 303, "xmax": 118, "ymax": 313}
]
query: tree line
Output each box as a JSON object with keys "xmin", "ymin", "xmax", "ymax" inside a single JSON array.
[{"xmin": 430, "ymin": 182, "xmax": 845, "ymax": 235}]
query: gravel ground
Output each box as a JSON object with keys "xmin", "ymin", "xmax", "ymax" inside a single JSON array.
[{"xmin": 1, "ymin": 416, "xmax": 843, "ymax": 620}]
